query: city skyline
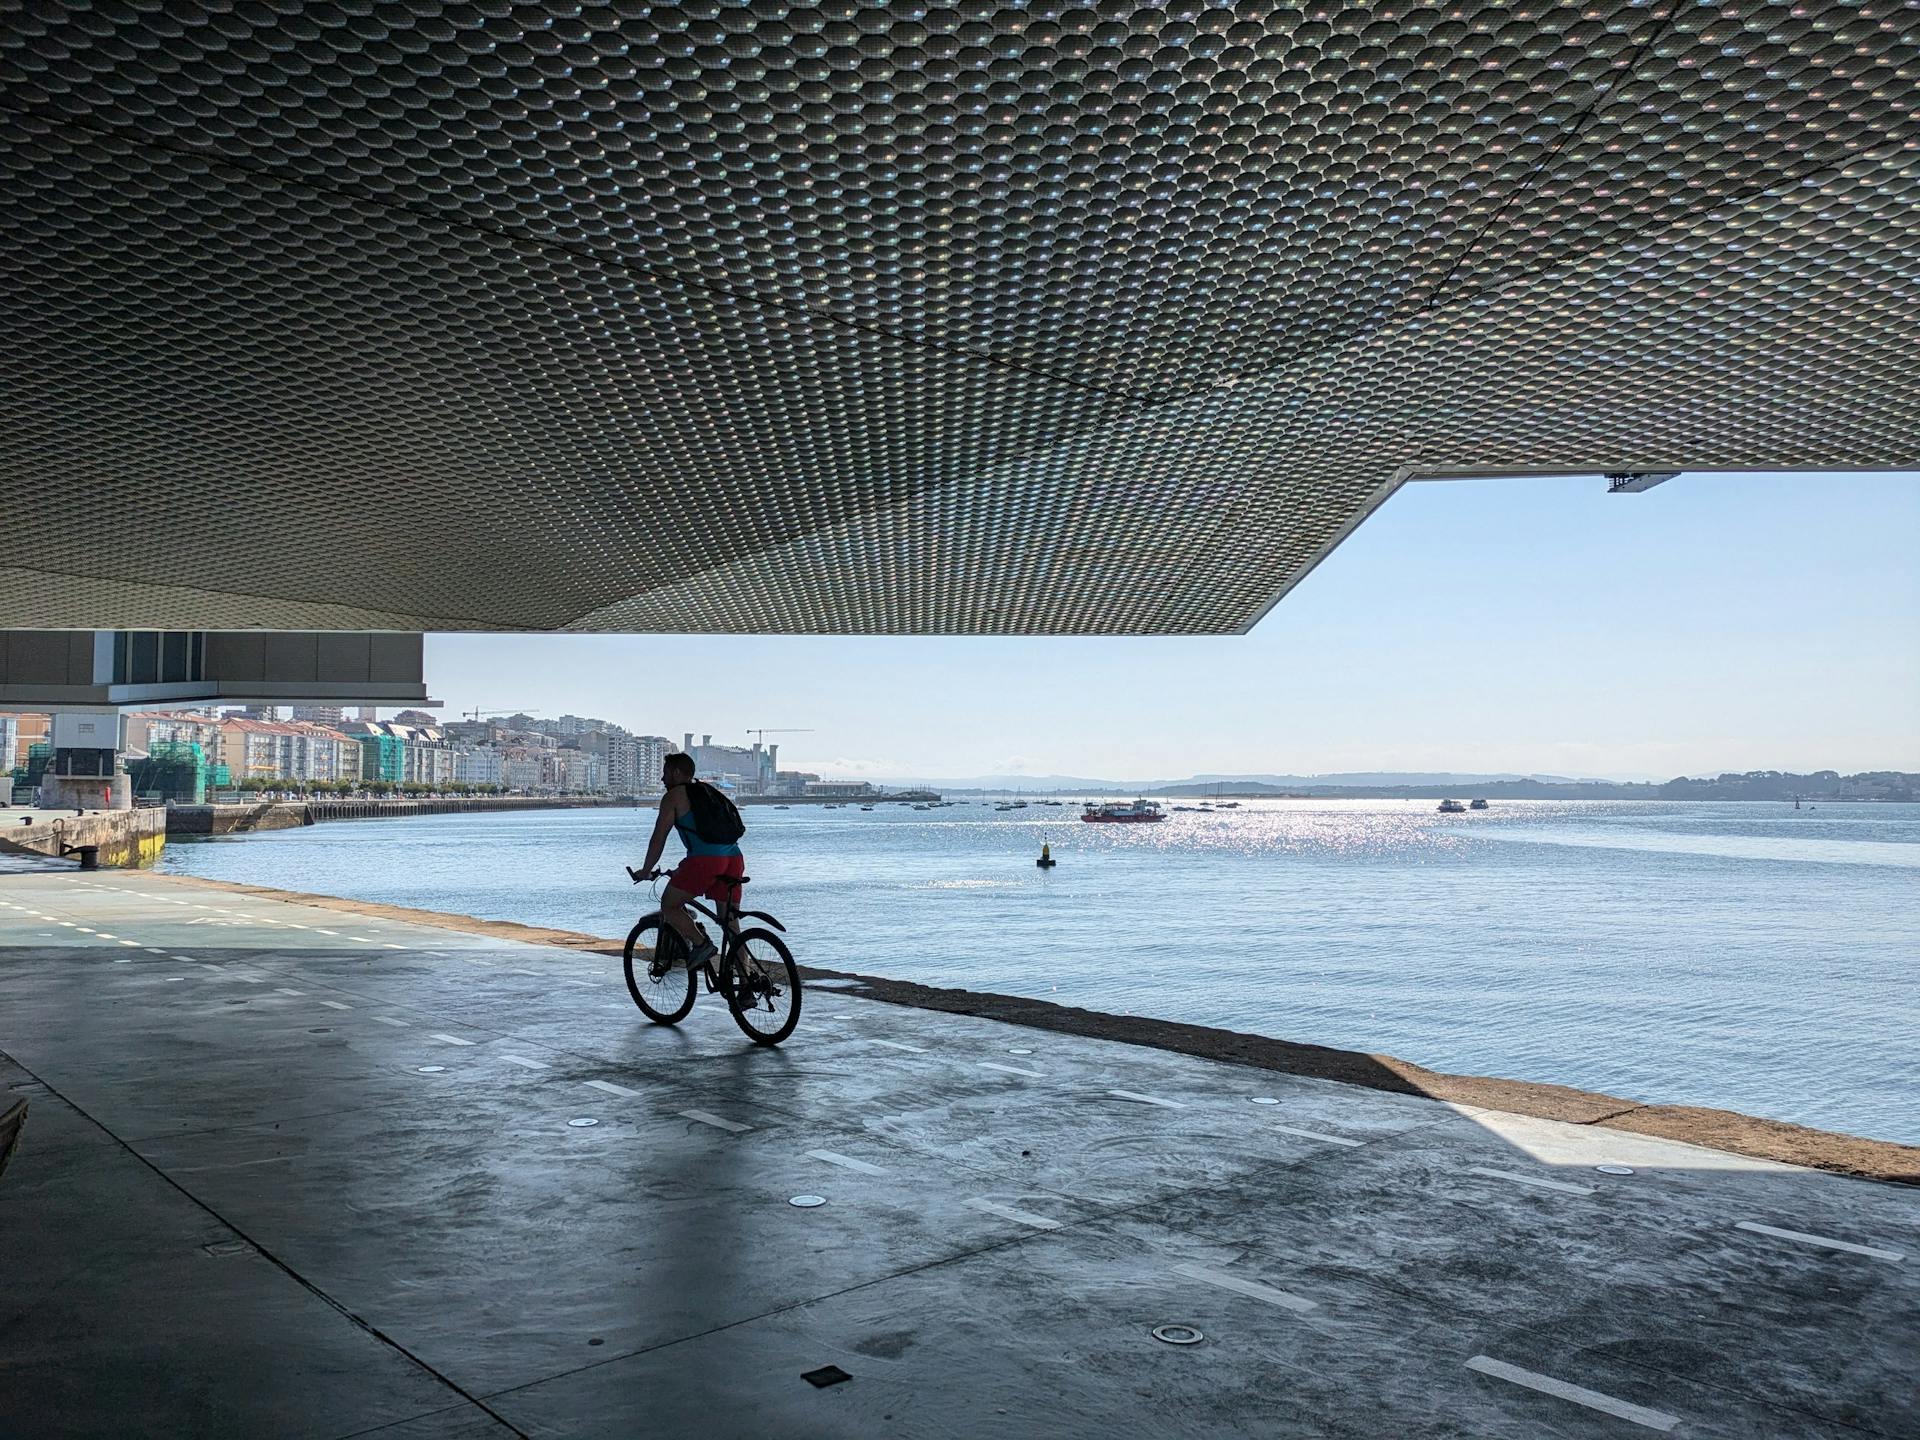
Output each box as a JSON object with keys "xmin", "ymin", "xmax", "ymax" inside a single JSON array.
[{"xmin": 424, "ymin": 469, "xmax": 1919, "ymax": 782}]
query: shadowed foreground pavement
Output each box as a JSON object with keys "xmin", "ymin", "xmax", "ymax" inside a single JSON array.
[{"xmin": 2, "ymin": 869, "xmax": 1914, "ymax": 1438}]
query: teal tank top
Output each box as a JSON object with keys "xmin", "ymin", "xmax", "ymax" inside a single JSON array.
[{"xmin": 675, "ymin": 805, "xmax": 741, "ymax": 858}]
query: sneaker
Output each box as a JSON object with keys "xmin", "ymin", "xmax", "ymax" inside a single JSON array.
[{"xmin": 687, "ymin": 938, "xmax": 718, "ymax": 970}]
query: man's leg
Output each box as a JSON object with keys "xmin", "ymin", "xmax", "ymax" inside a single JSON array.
[
  {"xmin": 660, "ymin": 886, "xmax": 715, "ymax": 967},
  {"xmin": 659, "ymin": 886, "xmax": 701, "ymax": 943}
]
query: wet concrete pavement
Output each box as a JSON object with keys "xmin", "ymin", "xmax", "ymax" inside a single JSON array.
[{"xmin": 2, "ymin": 870, "xmax": 1914, "ymax": 1438}]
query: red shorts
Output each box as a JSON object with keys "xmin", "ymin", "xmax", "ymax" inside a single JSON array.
[{"xmin": 668, "ymin": 853, "xmax": 745, "ymax": 901}]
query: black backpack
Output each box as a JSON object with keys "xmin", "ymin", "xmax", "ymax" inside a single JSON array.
[{"xmin": 684, "ymin": 780, "xmax": 746, "ymax": 845}]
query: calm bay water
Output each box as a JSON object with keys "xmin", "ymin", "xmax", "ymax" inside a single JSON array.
[{"xmin": 159, "ymin": 798, "xmax": 1920, "ymax": 1144}]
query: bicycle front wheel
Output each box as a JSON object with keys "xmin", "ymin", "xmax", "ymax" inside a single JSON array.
[
  {"xmin": 624, "ymin": 916, "xmax": 696, "ymax": 1025},
  {"xmin": 721, "ymin": 928, "xmax": 801, "ymax": 1046}
]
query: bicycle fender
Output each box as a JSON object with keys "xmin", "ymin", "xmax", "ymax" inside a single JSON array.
[{"xmin": 737, "ymin": 909, "xmax": 786, "ymax": 932}]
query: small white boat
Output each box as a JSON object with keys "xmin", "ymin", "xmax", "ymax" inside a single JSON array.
[{"xmin": 1438, "ymin": 799, "xmax": 1467, "ymax": 813}]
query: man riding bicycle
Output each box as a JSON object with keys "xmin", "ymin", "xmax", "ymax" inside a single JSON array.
[{"xmin": 635, "ymin": 752, "xmax": 744, "ymax": 973}]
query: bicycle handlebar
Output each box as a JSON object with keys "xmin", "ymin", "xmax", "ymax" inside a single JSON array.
[{"xmin": 627, "ymin": 866, "xmax": 661, "ymax": 884}]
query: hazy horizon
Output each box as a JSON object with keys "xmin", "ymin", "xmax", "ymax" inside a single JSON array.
[{"xmin": 425, "ymin": 469, "xmax": 1919, "ymax": 780}]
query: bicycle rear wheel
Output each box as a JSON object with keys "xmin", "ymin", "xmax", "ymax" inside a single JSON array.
[
  {"xmin": 624, "ymin": 916, "xmax": 696, "ymax": 1025},
  {"xmin": 720, "ymin": 928, "xmax": 801, "ymax": 1046}
]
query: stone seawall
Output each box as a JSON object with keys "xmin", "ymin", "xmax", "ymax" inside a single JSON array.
[
  {"xmin": 168, "ymin": 796, "xmax": 636, "ymax": 837},
  {"xmin": 0, "ymin": 807, "xmax": 169, "ymax": 868}
]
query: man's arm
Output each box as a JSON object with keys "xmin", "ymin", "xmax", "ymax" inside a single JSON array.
[{"xmin": 638, "ymin": 789, "xmax": 682, "ymax": 875}]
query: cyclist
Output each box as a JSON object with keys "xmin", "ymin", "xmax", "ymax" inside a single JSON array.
[{"xmin": 635, "ymin": 752, "xmax": 744, "ymax": 973}]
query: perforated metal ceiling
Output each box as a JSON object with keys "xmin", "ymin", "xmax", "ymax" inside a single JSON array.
[{"xmin": 2, "ymin": 3, "xmax": 1916, "ymax": 633}]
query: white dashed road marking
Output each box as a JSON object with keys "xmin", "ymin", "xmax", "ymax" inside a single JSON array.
[
  {"xmin": 680, "ymin": 1109, "xmax": 752, "ymax": 1133},
  {"xmin": 1734, "ymin": 1221, "xmax": 1903, "ymax": 1262},
  {"xmin": 1109, "ymin": 1089, "xmax": 1185, "ymax": 1109},
  {"xmin": 1173, "ymin": 1262, "xmax": 1316, "ymax": 1314},
  {"xmin": 429, "ymin": 1033, "xmax": 476, "ymax": 1047},
  {"xmin": 965, "ymin": 1198, "xmax": 1062, "ymax": 1230},
  {"xmin": 169, "ymin": 1156, "xmax": 295, "ymax": 1175},
  {"xmin": 500, "ymin": 1054, "xmax": 548, "ymax": 1070},
  {"xmin": 275, "ymin": 988, "xmax": 305, "ymax": 997},
  {"xmin": 584, "ymin": 1080, "xmax": 640, "ymax": 1098},
  {"xmin": 1465, "ymin": 1356, "xmax": 1680, "ymax": 1432},
  {"xmin": 807, "ymin": 1150, "xmax": 888, "ymax": 1175},
  {"xmin": 978, "ymin": 1062, "xmax": 1045, "ymax": 1078},
  {"xmin": 319, "ymin": 1000, "xmax": 352, "ymax": 1011},
  {"xmin": 870, "ymin": 1039, "xmax": 926, "ymax": 1054},
  {"xmin": 1468, "ymin": 1167, "xmax": 1595, "ymax": 1197},
  {"xmin": 373, "ymin": 1017, "xmax": 411, "ymax": 1028},
  {"xmin": 1271, "ymin": 1124, "xmax": 1364, "ymax": 1147}
]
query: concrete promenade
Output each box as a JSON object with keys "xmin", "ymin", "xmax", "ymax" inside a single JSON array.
[{"xmin": 2, "ymin": 870, "xmax": 1914, "ymax": 1438}]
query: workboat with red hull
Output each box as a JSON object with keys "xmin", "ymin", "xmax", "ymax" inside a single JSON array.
[{"xmin": 1081, "ymin": 799, "xmax": 1166, "ymax": 824}]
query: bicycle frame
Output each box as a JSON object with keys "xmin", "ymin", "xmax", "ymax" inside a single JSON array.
[{"xmin": 655, "ymin": 887, "xmax": 783, "ymax": 982}]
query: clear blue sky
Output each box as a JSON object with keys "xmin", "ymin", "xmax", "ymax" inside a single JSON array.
[{"xmin": 425, "ymin": 470, "xmax": 1918, "ymax": 782}]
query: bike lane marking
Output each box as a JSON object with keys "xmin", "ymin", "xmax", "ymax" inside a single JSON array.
[
  {"xmin": 1468, "ymin": 1167, "xmax": 1594, "ymax": 1197},
  {"xmin": 1269, "ymin": 1124, "xmax": 1365, "ymax": 1147},
  {"xmin": 1172, "ymin": 1262, "xmax": 1316, "ymax": 1314},
  {"xmin": 1733, "ymin": 1221, "xmax": 1903, "ymax": 1262},
  {"xmin": 680, "ymin": 1109, "xmax": 753, "ymax": 1134},
  {"xmin": 1108, "ymin": 1089, "xmax": 1185, "ymax": 1109},
  {"xmin": 1464, "ymin": 1356, "xmax": 1679, "ymax": 1432},
  {"xmin": 964, "ymin": 1199, "xmax": 1061, "ymax": 1230},
  {"xmin": 584, "ymin": 1080, "xmax": 641, "ymax": 1098}
]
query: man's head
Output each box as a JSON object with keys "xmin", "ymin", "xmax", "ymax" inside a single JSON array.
[{"xmin": 662, "ymin": 752, "xmax": 695, "ymax": 786}]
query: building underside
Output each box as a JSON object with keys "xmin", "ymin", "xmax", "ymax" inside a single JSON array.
[{"xmin": 1, "ymin": 3, "xmax": 1916, "ymax": 635}]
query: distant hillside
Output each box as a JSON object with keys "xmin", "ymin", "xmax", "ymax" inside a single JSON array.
[
  {"xmin": 1148, "ymin": 771, "xmax": 1916, "ymax": 802},
  {"xmin": 882, "ymin": 769, "xmax": 1915, "ymax": 801}
]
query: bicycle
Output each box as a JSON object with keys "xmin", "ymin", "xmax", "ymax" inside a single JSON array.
[{"xmin": 622, "ymin": 867, "xmax": 802, "ymax": 1046}]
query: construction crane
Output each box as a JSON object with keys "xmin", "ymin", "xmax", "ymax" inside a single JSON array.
[
  {"xmin": 746, "ymin": 728, "xmax": 813, "ymax": 747},
  {"xmin": 462, "ymin": 706, "xmax": 537, "ymax": 723}
]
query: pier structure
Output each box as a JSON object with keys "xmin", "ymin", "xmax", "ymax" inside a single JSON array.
[{"xmin": 2, "ymin": 871, "xmax": 1914, "ymax": 1437}]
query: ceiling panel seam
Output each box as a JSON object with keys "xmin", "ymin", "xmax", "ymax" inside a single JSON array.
[{"xmin": 1412, "ymin": 0, "xmax": 1684, "ymax": 313}]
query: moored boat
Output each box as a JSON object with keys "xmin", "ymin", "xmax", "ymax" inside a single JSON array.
[
  {"xmin": 1437, "ymin": 798, "xmax": 1467, "ymax": 813},
  {"xmin": 1081, "ymin": 799, "xmax": 1167, "ymax": 824}
]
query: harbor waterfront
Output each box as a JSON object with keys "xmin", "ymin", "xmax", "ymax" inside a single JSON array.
[{"xmin": 158, "ymin": 797, "xmax": 1920, "ymax": 1147}]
